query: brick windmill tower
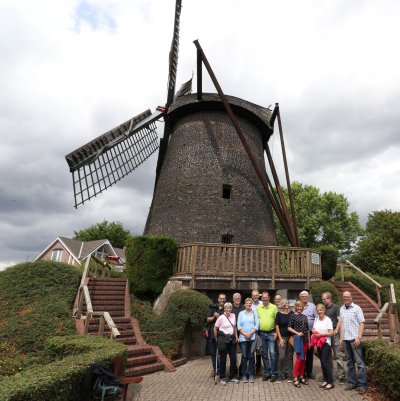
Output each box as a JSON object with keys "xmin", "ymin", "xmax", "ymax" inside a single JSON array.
[{"xmin": 65, "ymin": 1, "xmax": 316, "ymax": 292}]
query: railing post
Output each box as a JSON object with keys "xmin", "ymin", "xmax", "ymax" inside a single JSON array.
[
  {"xmin": 190, "ymin": 245, "xmax": 197, "ymax": 289},
  {"xmin": 377, "ymin": 321, "xmax": 382, "ymax": 340},
  {"xmin": 306, "ymin": 251, "xmax": 310, "ymax": 289},
  {"xmin": 376, "ymin": 286, "xmax": 382, "ymax": 308},
  {"xmin": 271, "ymin": 249, "xmax": 276, "ymax": 289},
  {"xmin": 340, "ymin": 263, "xmax": 344, "ymax": 281},
  {"xmin": 98, "ymin": 314, "xmax": 105, "ymax": 337},
  {"xmin": 84, "ymin": 314, "xmax": 91, "ymax": 334}
]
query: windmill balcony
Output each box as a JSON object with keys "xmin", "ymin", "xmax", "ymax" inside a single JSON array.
[{"xmin": 173, "ymin": 243, "xmax": 322, "ymax": 291}]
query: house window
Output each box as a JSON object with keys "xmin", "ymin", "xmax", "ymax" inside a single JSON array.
[
  {"xmin": 222, "ymin": 184, "xmax": 231, "ymax": 199},
  {"xmin": 221, "ymin": 234, "xmax": 233, "ymax": 244},
  {"xmin": 51, "ymin": 248, "xmax": 63, "ymax": 262}
]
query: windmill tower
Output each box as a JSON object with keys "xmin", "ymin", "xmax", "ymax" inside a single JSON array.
[{"xmin": 65, "ymin": 1, "xmax": 299, "ymax": 250}]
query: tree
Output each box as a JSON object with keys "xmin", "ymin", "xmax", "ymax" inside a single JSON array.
[
  {"xmin": 73, "ymin": 220, "xmax": 132, "ymax": 249},
  {"xmin": 275, "ymin": 182, "xmax": 363, "ymax": 252},
  {"xmin": 352, "ymin": 210, "xmax": 400, "ymax": 279}
]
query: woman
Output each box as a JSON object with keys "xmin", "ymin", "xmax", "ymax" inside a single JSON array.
[
  {"xmin": 214, "ymin": 302, "xmax": 239, "ymax": 386},
  {"xmin": 312, "ymin": 303, "xmax": 335, "ymax": 390},
  {"xmin": 288, "ymin": 300, "xmax": 309, "ymax": 388},
  {"xmin": 275, "ymin": 299, "xmax": 294, "ymax": 383},
  {"xmin": 237, "ymin": 297, "xmax": 259, "ymax": 383}
]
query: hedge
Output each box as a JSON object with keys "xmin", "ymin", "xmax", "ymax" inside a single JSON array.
[
  {"xmin": 363, "ymin": 341, "xmax": 400, "ymax": 401},
  {"xmin": 310, "ymin": 281, "xmax": 340, "ymax": 305},
  {"xmin": 0, "ymin": 335, "xmax": 127, "ymax": 401},
  {"xmin": 126, "ymin": 236, "xmax": 178, "ymax": 301},
  {"xmin": 131, "ymin": 289, "xmax": 211, "ymax": 358}
]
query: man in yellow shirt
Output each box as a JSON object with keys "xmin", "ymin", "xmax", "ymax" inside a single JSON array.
[{"xmin": 257, "ymin": 291, "xmax": 278, "ymax": 381}]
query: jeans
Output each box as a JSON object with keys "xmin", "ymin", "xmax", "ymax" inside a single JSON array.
[
  {"xmin": 260, "ymin": 332, "xmax": 277, "ymax": 377},
  {"xmin": 329, "ymin": 333, "xmax": 345, "ymax": 379},
  {"xmin": 278, "ymin": 337, "xmax": 294, "ymax": 378},
  {"xmin": 317, "ymin": 343, "xmax": 333, "ymax": 384},
  {"xmin": 219, "ymin": 340, "xmax": 237, "ymax": 380},
  {"xmin": 240, "ymin": 340, "xmax": 255, "ymax": 377},
  {"xmin": 343, "ymin": 340, "xmax": 367, "ymax": 389}
]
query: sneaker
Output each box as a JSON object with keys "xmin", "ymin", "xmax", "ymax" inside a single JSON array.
[
  {"xmin": 263, "ymin": 375, "xmax": 271, "ymax": 381},
  {"xmin": 339, "ymin": 377, "xmax": 346, "ymax": 385},
  {"xmin": 242, "ymin": 376, "xmax": 248, "ymax": 383},
  {"xmin": 358, "ymin": 388, "xmax": 367, "ymax": 395},
  {"xmin": 270, "ymin": 376, "xmax": 277, "ymax": 383},
  {"xmin": 221, "ymin": 379, "xmax": 227, "ymax": 386},
  {"xmin": 276, "ymin": 376, "xmax": 283, "ymax": 383},
  {"xmin": 287, "ymin": 377, "xmax": 292, "ymax": 383},
  {"xmin": 249, "ymin": 375, "xmax": 254, "ymax": 383},
  {"xmin": 230, "ymin": 378, "xmax": 239, "ymax": 384},
  {"xmin": 344, "ymin": 385, "xmax": 356, "ymax": 391}
]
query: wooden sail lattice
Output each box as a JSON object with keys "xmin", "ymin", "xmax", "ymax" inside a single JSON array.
[{"xmin": 66, "ymin": 110, "xmax": 161, "ymax": 208}]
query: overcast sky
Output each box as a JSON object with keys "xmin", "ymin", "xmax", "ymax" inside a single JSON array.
[{"xmin": 1, "ymin": 0, "xmax": 399, "ymax": 269}]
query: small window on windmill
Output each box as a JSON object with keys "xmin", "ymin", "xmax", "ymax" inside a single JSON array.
[
  {"xmin": 221, "ymin": 234, "xmax": 233, "ymax": 244},
  {"xmin": 222, "ymin": 184, "xmax": 232, "ymax": 199}
]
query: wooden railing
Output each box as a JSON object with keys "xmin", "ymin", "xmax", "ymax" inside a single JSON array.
[
  {"xmin": 74, "ymin": 255, "xmax": 120, "ymax": 339},
  {"xmin": 339, "ymin": 260, "xmax": 399, "ymax": 342},
  {"xmin": 174, "ymin": 243, "xmax": 322, "ymax": 288}
]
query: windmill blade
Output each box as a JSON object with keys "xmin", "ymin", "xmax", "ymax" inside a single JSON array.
[{"xmin": 65, "ymin": 109, "xmax": 162, "ymax": 208}]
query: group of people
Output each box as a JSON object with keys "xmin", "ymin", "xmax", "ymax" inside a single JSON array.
[{"xmin": 206, "ymin": 289, "xmax": 368, "ymax": 394}]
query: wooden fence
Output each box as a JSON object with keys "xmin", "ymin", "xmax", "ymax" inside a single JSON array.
[{"xmin": 174, "ymin": 243, "xmax": 321, "ymax": 288}]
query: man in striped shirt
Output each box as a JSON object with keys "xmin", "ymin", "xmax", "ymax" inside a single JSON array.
[{"xmin": 340, "ymin": 291, "xmax": 367, "ymax": 395}]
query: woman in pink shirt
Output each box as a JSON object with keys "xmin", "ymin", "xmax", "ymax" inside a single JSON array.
[{"xmin": 214, "ymin": 302, "xmax": 239, "ymax": 386}]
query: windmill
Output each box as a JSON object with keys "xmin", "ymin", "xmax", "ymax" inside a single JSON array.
[{"xmin": 65, "ymin": 0, "xmax": 299, "ymax": 248}]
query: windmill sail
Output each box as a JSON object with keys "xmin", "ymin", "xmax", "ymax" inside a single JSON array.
[{"xmin": 65, "ymin": 109, "xmax": 162, "ymax": 208}]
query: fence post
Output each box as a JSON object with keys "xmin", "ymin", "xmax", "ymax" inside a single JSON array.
[
  {"xmin": 98, "ymin": 314, "xmax": 105, "ymax": 337},
  {"xmin": 376, "ymin": 287, "xmax": 382, "ymax": 308},
  {"xmin": 190, "ymin": 245, "xmax": 197, "ymax": 289}
]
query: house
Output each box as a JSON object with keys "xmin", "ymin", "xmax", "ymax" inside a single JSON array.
[{"xmin": 35, "ymin": 236, "xmax": 125, "ymax": 268}]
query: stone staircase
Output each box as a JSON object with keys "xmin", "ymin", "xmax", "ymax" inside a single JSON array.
[
  {"xmin": 83, "ymin": 277, "xmax": 175, "ymax": 377},
  {"xmin": 333, "ymin": 281, "xmax": 390, "ymax": 338}
]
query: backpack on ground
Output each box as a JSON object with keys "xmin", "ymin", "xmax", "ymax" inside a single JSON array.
[{"xmin": 82, "ymin": 363, "xmax": 123, "ymax": 401}]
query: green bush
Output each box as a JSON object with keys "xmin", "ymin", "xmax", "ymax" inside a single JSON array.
[
  {"xmin": 126, "ymin": 236, "xmax": 178, "ymax": 301},
  {"xmin": 363, "ymin": 341, "xmax": 400, "ymax": 401},
  {"xmin": 131, "ymin": 289, "xmax": 211, "ymax": 358},
  {"xmin": 319, "ymin": 245, "xmax": 339, "ymax": 280},
  {"xmin": 0, "ymin": 261, "xmax": 81, "ymax": 354},
  {"xmin": 0, "ymin": 335, "xmax": 127, "ymax": 401},
  {"xmin": 310, "ymin": 281, "xmax": 340, "ymax": 305},
  {"xmin": 334, "ymin": 270, "xmax": 400, "ymax": 314}
]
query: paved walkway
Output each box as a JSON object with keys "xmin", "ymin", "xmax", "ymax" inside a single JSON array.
[{"xmin": 131, "ymin": 357, "xmax": 365, "ymax": 401}]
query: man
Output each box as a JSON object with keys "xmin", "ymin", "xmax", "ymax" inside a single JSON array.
[
  {"xmin": 251, "ymin": 290, "xmax": 261, "ymax": 311},
  {"xmin": 251, "ymin": 289, "xmax": 262, "ymax": 375},
  {"xmin": 340, "ymin": 291, "xmax": 367, "ymax": 395},
  {"xmin": 274, "ymin": 294, "xmax": 282, "ymax": 310},
  {"xmin": 300, "ymin": 290, "xmax": 318, "ymax": 379},
  {"xmin": 322, "ymin": 292, "xmax": 346, "ymax": 384},
  {"xmin": 273, "ymin": 293, "xmax": 282, "ymax": 376},
  {"xmin": 232, "ymin": 293, "xmax": 244, "ymax": 379},
  {"xmin": 207, "ymin": 293, "xmax": 226, "ymax": 378},
  {"xmin": 257, "ymin": 291, "xmax": 278, "ymax": 382},
  {"xmin": 232, "ymin": 293, "xmax": 245, "ymax": 319}
]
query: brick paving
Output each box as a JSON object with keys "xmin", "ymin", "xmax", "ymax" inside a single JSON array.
[{"xmin": 130, "ymin": 357, "xmax": 366, "ymax": 401}]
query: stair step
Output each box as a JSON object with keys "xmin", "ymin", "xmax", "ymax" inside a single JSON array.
[
  {"xmin": 91, "ymin": 294, "xmax": 125, "ymax": 300},
  {"xmin": 124, "ymin": 362, "xmax": 164, "ymax": 377},
  {"xmin": 89, "ymin": 322, "xmax": 132, "ymax": 331},
  {"xmin": 127, "ymin": 345, "xmax": 154, "ymax": 356},
  {"xmin": 116, "ymin": 336, "xmax": 137, "ymax": 345},
  {"xmin": 90, "ymin": 300, "xmax": 125, "ymax": 306},
  {"xmin": 126, "ymin": 354, "xmax": 158, "ymax": 367}
]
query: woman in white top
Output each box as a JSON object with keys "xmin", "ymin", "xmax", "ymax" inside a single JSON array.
[
  {"xmin": 214, "ymin": 302, "xmax": 239, "ymax": 386},
  {"xmin": 313, "ymin": 303, "xmax": 334, "ymax": 390}
]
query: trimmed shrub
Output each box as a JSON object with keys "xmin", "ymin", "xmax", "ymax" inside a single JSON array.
[
  {"xmin": 319, "ymin": 245, "xmax": 339, "ymax": 280},
  {"xmin": 310, "ymin": 281, "xmax": 340, "ymax": 305},
  {"xmin": 126, "ymin": 236, "xmax": 178, "ymax": 301},
  {"xmin": 363, "ymin": 341, "xmax": 400, "ymax": 401},
  {"xmin": 131, "ymin": 289, "xmax": 211, "ymax": 358},
  {"xmin": 0, "ymin": 335, "xmax": 127, "ymax": 401},
  {"xmin": 0, "ymin": 261, "xmax": 81, "ymax": 354}
]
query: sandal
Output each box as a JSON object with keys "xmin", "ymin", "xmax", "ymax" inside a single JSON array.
[
  {"xmin": 323, "ymin": 384, "xmax": 335, "ymax": 391},
  {"xmin": 293, "ymin": 379, "xmax": 301, "ymax": 388},
  {"xmin": 319, "ymin": 382, "xmax": 328, "ymax": 388},
  {"xmin": 299, "ymin": 377, "xmax": 309, "ymax": 385}
]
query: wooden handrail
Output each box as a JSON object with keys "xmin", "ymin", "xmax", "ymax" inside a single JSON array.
[{"xmin": 345, "ymin": 260, "xmax": 382, "ymax": 288}]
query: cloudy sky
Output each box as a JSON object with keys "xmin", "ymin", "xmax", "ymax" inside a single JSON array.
[{"xmin": 1, "ymin": 0, "xmax": 399, "ymax": 268}]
